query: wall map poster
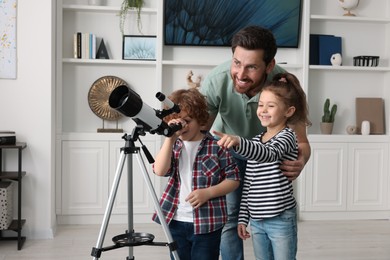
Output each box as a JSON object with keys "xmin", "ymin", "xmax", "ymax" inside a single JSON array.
[{"xmin": 0, "ymin": 0, "xmax": 17, "ymax": 79}]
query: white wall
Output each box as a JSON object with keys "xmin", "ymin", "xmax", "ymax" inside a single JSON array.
[{"xmin": 0, "ymin": 0, "xmax": 55, "ymax": 239}]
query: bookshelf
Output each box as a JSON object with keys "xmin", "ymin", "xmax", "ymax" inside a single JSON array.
[{"xmin": 56, "ymin": 0, "xmax": 390, "ymax": 222}]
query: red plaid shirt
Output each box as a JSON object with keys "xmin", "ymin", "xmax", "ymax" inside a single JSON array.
[{"xmin": 152, "ymin": 132, "xmax": 240, "ymax": 234}]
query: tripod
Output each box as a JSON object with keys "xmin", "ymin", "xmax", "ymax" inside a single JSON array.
[{"xmin": 91, "ymin": 126, "xmax": 180, "ymax": 260}]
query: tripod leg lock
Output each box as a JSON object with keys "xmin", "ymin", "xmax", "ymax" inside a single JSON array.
[
  {"xmin": 168, "ymin": 240, "xmax": 178, "ymax": 252},
  {"xmin": 91, "ymin": 247, "xmax": 102, "ymax": 258}
]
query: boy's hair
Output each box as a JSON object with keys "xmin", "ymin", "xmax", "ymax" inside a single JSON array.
[
  {"xmin": 165, "ymin": 88, "xmax": 209, "ymax": 126},
  {"xmin": 231, "ymin": 25, "xmax": 277, "ymax": 65},
  {"xmin": 263, "ymin": 73, "xmax": 311, "ymax": 127}
]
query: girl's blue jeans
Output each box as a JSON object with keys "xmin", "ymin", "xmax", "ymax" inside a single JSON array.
[{"xmin": 250, "ymin": 207, "xmax": 298, "ymax": 260}]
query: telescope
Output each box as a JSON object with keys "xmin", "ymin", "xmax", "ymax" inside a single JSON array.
[{"xmin": 109, "ymin": 85, "xmax": 182, "ymax": 137}]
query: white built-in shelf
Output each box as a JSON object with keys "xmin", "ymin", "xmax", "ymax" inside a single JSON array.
[
  {"xmin": 309, "ymin": 65, "xmax": 390, "ymax": 72},
  {"xmin": 63, "ymin": 4, "xmax": 157, "ymax": 14},
  {"xmin": 308, "ymin": 134, "xmax": 389, "ymax": 143},
  {"xmin": 310, "ymin": 15, "xmax": 390, "ymax": 24},
  {"xmin": 62, "ymin": 58, "xmax": 156, "ymax": 66},
  {"xmin": 59, "ymin": 132, "xmax": 156, "ymax": 142}
]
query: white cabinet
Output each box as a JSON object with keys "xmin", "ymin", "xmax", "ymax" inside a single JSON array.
[
  {"xmin": 300, "ymin": 136, "xmax": 389, "ymax": 220},
  {"xmin": 347, "ymin": 143, "xmax": 388, "ymax": 211},
  {"xmin": 304, "ymin": 142, "xmax": 348, "ymax": 212},
  {"xmin": 61, "ymin": 140, "xmax": 109, "ymax": 216},
  {"xmin": 58, "ymin": 135, "xmax": 158, "ymax": 224}
]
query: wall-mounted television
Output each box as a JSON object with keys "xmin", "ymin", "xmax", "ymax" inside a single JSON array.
[{"xmin": 164, "ymin": 0, "xmax": 302, "ymax": 48}]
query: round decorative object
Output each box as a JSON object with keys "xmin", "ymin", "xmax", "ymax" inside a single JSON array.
[
  {"xmin": 88, "ymin": 76, "xmax": 127, "ymax": 121},
  {"xmin": 346, "ymin": 125, "xmax": 357, "ymax": 135},
  {"xmin": 338, "ymin": 0, "xmax": 359, "ymax": 16},
  {"xmin": 331, "ymin": 53, "xmax": 342, "ymax": 66}
]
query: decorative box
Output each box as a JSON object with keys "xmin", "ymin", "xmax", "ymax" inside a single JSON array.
[
  {"xmin": 0, "ymin": 182, "xmax": 14, "ymax": 230},
  {"xmin": 353, "ymin": 56, "xmax": 380, "ymax": 67},
  {"xmin": 0, "ymin": 131, "xmax": 16, "ymax": 145}
]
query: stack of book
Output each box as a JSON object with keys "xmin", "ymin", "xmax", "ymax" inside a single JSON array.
[
  {"xmin": 73, "ymin": 32, "xmax": 97, "ymax": 59},
  {"xmin": 310, "ymin": 34, "xmax": 342, "ymax": 65}
]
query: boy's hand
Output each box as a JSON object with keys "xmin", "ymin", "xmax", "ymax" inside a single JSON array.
[
  {"xmin": 237, "ymin": 224, "xmax": 250, "ymax": 240},
  {"xmin": 186, "ymin": 189, "xmax": 211, "ymax": 209},
  {"xmin": 213, "ymin": 130, "xmax": 240, "ymax": 149},
  {"xmin": 167, "ymin": 118, "xmax": 187, "ymax": 138}
]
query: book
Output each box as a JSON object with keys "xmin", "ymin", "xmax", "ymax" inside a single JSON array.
[
  {"xmin": 356, "ymin": 98, "xmax": 385, "ymax": 134},
  {"xmin": 73, "ymin": 33, "xmax": 78, "ymax": 59},
  {"xmin": 318, "ymin": 35, "xmax": 342, "ymax": 65},
  {"xmin": 77, "ymin": 32, "xmax": 82, "ymax": 59},
  {"xmin": 309, "ymin": 34, "xmax": 342, "ymax": 66},
  {"xmin": 82, "ymin": 33, "xmax": 89, "ymax": 59}
]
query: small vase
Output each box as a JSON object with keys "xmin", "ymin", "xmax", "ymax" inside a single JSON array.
[
  {"xmin": 320, "ymin": 122, "xmax": 334, "ymax": 134},
  {"xmin": 361, "ymin": 120, "xmax": 370, "ymax": 135}
]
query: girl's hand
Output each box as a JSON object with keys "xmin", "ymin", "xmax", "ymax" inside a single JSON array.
[
  {"xmin": 213, "ymin": 130, "xmax": 240, "ymax": 149},
  {"xmin": 237, "ymin": 224, "xmax": 250, "ymax": 240}
]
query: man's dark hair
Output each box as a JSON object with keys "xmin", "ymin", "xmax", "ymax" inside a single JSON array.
[{"xmin": 231, "ymin": 26, "xmax": 277, "ymax": 65}]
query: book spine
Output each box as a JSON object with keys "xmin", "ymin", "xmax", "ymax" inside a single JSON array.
[
  {"xmin": 73, "ymin": 33, "xmax": 78, "ymax": 59},
  {"xmin": 82, "ymin": 33, "xmax": 88, "ymax": 59},
  {"xmin": 77, "ymin": 32, "xmax": 82, "ymax": 59},
  {"xmin": 92, "ymin": 34, "xmax": 96, "ymax": 59}
]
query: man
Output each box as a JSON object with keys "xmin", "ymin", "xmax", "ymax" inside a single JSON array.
[{"xmin": 200, "ymin": 26, "xmax": 311, "ymax": 260}]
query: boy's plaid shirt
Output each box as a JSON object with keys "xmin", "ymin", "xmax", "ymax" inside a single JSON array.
[{"xmin": 152, "ymin": 132, "xmax": 240, "ymax": 234}]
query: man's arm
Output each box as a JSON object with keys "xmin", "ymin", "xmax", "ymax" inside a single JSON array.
[
  {"xmin": 282, "ymin": 122, "xmax": 311, "ymax": 181},
  {"xmin": 203, "ymin": 113, "xmax": 217, "ymax": 131}
]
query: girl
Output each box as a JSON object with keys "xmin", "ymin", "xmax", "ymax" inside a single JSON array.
[{"xmin": 214, "ymin": 73, "xmax": 311, "ymax": 260}]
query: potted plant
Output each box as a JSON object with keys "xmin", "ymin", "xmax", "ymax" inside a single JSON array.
[
  {"xmin": 320, "ymin": 98, "xmax": 337, "ymax": 134},
  {"xmin": 119, "ymin": 0, "xmax": 144, "ymax": 35}
]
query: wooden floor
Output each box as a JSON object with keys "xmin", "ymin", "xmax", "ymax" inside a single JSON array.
[{"xmin": 1, "ymin": 220, "xmax": 390, "ymax": 259}]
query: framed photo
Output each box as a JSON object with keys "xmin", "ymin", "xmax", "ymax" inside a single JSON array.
[
  {"xmin": 164, "ymin": 0, "xmax": 302, "ymax": 48},
  {"xmin": 122, "ymin": 35, "xmax": 156, "ymax": 60}
]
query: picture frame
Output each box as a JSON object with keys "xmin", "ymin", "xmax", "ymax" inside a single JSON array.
[
  {"xmin": 164, "ymin": 0, "xmax": 302, "ymax": 48},
  {"xmin": 122, "ymin": 35, "xmax": 156, "ymax": 60}
]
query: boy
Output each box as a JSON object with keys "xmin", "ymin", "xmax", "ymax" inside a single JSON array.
[{"xmin": 153, "ymin": 88, "xmax": 240, "ymax": 260}]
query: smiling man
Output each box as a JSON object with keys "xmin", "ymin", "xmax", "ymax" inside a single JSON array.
[{"xmin": 200, "ymin": 25, "xmax": 311, "ymax": 260}]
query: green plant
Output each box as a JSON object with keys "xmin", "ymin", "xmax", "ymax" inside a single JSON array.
[
  {"xmin": 119, "ymin": 0, "xmax": 144, "ymax": 35},
  {"xmin": 322, "ymin": 98, "xmax": 337, "ymax": 123}
]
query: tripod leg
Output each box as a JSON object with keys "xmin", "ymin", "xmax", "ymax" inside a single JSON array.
[
  {"xmin": 134, "ymin": 153, "xmax": 180, "ymax": 260},
  {"xmin": 92, "ymin": 150, "xmax": 127, "ymax": 260}
]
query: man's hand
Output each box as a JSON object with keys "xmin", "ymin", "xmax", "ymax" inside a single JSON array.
[{"xmin": 280, "ymin": 152, "xmax": 305, "ymax": 181}]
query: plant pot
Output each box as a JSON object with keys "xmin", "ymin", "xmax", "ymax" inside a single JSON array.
[{"xmin": 320, "ymin": 122, "xmax": 334, "ymax": 134}]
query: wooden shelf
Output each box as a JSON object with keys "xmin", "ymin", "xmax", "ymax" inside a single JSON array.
[{"xmin": 0, "ymin": 171, "xmax": 26, "ymax": 180}]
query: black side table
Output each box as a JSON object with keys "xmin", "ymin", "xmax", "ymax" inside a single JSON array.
[{"xmin": 0, "ymin": 142, "xmax": 27, "ymax": 250}]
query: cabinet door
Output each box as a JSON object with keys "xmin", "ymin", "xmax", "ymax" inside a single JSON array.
[
  {"xmin": 61, "ymin": 141, "xmax": 109, "ymax": 215},
  {"xmin": 348, "ymin": 143, "xmax": 388, "ymax": 211},
  {"xmin": 109, "ymin": 140, "xmax": 157, "ymax": 218},
  {"xmin": 305, "ymin": 143, "xmax": 348, "ymax": 211}
]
